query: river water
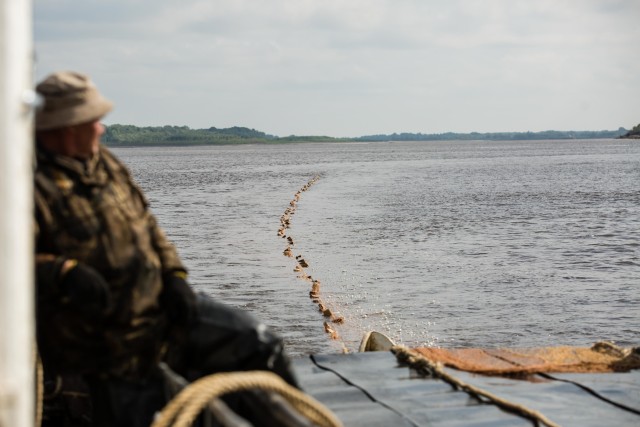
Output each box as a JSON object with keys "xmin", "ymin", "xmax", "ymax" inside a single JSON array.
[{"xmin": 112, "ymin": 139, "xmax": 639, "ymax": 357}]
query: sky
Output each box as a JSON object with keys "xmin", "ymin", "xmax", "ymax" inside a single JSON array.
[{"xmin": 34, "ymin": 0, "xmax": 640, "ymax": 138}]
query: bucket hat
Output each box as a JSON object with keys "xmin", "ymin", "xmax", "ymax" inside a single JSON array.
[{"xmin": 35, "ymin": 71, "xmax": 113, "ymax": 131}]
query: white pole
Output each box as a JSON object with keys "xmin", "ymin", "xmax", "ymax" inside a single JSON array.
[{"xmin": 0, "ymin": 0, "xmax": 35, "ymax": 425}]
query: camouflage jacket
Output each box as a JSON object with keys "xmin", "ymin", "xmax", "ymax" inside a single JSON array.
[{"xmin": 34, "ymin": 145, "xmax": 185, "ymax": 375}]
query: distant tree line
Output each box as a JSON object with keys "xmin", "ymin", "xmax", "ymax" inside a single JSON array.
[
  {"xmin": 102, "ymin": 124, "xmax": 631, "ymax": 146},
  {"xmin": 102, "ymin": 125, "xmax": 277, "ymax": 146},
  {"xmin": 619, "ymin": 123, "xmax": 640, "ymax": 139},
  {"xmin": 355, "ymin": 128, "xmax": 628, "ymax": 142}
]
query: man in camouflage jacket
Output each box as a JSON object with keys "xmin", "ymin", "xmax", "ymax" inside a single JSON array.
[{"xmin": 34, "ymin": 72, "xmax": 297, "ymax": 427}]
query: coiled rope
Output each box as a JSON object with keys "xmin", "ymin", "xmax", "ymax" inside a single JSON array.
[
  {"xmin": 391, "ymin": 345, "xmax": 561, "ymax": 427},
  {"xmin": 151, "ymin": 370, "xmax": 343, "ymax": 427}
]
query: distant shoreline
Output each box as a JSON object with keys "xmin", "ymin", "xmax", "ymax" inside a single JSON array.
[{"xmin": 103, "ymin": 124, "xmax": 631, "ymax": 147}]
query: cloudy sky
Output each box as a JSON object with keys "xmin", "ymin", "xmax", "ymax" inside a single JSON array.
[{"xmin": 34, "ymin": 0, "xmax": 640, "ymax": 137}]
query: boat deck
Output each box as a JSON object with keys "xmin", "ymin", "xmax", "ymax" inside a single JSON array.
[{"xmin": 293, "ymin": 351, "xmax": 640, "ymax": 426}]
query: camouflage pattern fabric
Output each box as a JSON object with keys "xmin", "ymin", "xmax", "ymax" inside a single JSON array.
[{"xmin": 34, "ymin": 145, "xmax": 185, "ymax": 377}]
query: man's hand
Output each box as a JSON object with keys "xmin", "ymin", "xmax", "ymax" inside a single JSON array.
[
  {"xmin": 161, "ymin": 271, "xmax": 198, "ymax": 326},
  {"xmin": 59, "ymin": 262, "xmax": 113, "ymax": 316}
]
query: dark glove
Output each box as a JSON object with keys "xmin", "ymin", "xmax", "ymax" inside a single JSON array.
[
  {"xmin": 161, "ymin": 272, "xmax": 198, "ymax": 326},
  {"xmin": 59, "ymin": 262, "xmax": 113, "ymax": 317}
]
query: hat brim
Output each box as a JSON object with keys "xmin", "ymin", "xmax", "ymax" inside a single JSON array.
[{"xmin": 36, "ymin": 96, "xmax": 113, "ymax": 131}]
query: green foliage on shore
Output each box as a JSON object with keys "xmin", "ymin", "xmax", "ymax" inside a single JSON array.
[
  {"xmin": 103, "ymin": 124, "xmax": 276, "ymax": 146},
  {"xmin": 620, "ymin": 123, "xmax": 640, "ymax": 139},
  {"xmin": 102, "ymin": 124, "xmax": 630, "ymax": 146},
  {"xmin": 356, "ymin": 128, "xmax": 628, "ymax": 142}
]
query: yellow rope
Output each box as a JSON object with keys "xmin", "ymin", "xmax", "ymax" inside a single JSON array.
[
  {"xmin": 391, "ymin": 345, "xmax": 561, "ymax": 427},
  {"xmin": 34, "ymin": 344, "xmax": 44, "ymax": 427},
  {"xmin": 150, "ymin": 370, "xmax": 343, "ymax": 427}
]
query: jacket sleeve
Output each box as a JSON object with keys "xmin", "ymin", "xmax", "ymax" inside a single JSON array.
[{"xmin": 34, "ymin": 176, "xmax": 63, "ymax": 294}]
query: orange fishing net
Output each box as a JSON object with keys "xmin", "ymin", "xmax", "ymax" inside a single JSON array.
[{"xmin": 413, "ymin": 342, "xmax": 640, "ymax": 375}]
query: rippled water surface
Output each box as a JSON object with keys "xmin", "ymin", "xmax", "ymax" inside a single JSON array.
[{"xmin": 112, "ymin": 139, "xmax": 640, "ymax": 356}]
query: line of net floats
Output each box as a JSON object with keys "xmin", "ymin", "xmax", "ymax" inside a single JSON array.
[{"xmin": 278, "ymin": 176, "xmax": 349, "ymax": 353}]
